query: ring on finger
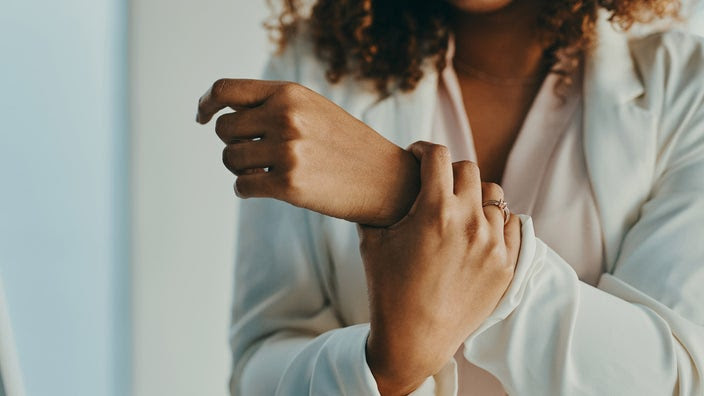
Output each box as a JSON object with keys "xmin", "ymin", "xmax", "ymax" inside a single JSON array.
[{"xmin": 482, "ymin": 198, "xmax": 510, "ymax": 225}]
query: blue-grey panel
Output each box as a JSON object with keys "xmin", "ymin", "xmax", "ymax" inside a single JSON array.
[{"xmin": 0, "ymin": 1, "xmax": 129, "ymax": 395}]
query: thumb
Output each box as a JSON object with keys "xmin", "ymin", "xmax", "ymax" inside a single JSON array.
[{"xmin": 197, "ymin": 79, "xmax": 281, "ymax": 124}]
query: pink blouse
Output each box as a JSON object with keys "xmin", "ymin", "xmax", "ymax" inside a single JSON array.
[{"xmin": 431, "ymin": 54, "xmax": 605, "ymax": 395}]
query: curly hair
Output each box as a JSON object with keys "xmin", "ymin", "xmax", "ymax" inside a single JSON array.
[{"xmin": 267, "ymin": 0, "xmax": 679, "ymax": 95}]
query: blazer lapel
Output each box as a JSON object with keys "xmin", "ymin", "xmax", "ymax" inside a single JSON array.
[
  {"xmin": 583, "ymin": 14, "xmax": 656, "ymax": 272},
  {"xmin": 359, "ymin": 17, "xmax": 655, "ymax": 274}
]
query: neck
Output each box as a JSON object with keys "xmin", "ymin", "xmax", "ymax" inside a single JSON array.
[{"xmin": 450, "ymin": 0, "xmax": 546, "ymax": 79}]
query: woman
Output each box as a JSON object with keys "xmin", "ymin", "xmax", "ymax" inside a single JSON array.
[{"xmin": 197, "ymin": 0, "xmax": 704, "ymax": 394}]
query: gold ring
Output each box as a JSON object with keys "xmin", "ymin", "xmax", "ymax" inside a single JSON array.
[{"xmin": 482, "ymin": 198, "xmax": 510, "ymax": 225}]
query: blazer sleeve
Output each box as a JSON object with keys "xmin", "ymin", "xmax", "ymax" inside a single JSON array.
[
  {"xmin": 229, "ymin": 50, "xmax": 456, "ymax": 396},
  {"xmin": 229, "ymin": 197, "xmax": 373, "ymax": 395},
  {"xmin": 458, "ymin": 37, "xmax": 704, "ymax": 395}
]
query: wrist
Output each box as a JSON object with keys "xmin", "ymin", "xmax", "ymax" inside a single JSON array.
[
  {"xmin": 364, "ymin": 146, "xmax": 420, "ymax": 227},
  {"xmin": 365, "ymin": 331, "xmax": 429, "ymax": 395}
]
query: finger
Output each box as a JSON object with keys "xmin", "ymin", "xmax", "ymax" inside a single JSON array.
[
  {"xmin": 407, "ymin": 141, "xmax": 453, "ymax": 202},
  {"xmin": 503, "ymin": 213, "xmax": 521, "ymax": 270},
  {"xmin": 215, "ymin": 108, "xmax": 267, "ymax": 143},
  {"xmin": 239, "ymin": 168, "xmax": 267, "ymax": 175},
  {"xmin": 197, "ymin": 79, "xmax": 281, "ymax": 124},
  {"xmin": 481, "ymin": 182, "xmax": 506, "ymax": 237},
  {"xmin": 223, "ymin": 140, "xmax": 278, "ymax": 175},
  {"xmin": 234, "ymin": 171, "xmax": 278, "ymax": 199},
  {"xmin": 452, "ymin": 160, "xmax": 482, "ymax": 201}
]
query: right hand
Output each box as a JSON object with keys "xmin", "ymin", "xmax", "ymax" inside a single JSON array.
[
  {"xmin": 197, "ymin": 79, "xmax": 419, "ymax": 226},
  {"xmin": 357, "ymin": 142, "xmax": 521, "ymax": 395}
]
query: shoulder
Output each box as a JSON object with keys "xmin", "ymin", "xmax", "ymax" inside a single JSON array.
[
  {"xmin": 628, "ymin": 31, "xmax": 704, "ymax": 160},
  {"xmin": 629, "ymin": 29, "xmax": 704, "ymax": 64},
  {"xmin": 628, "ymin": 30, "xmax": 704, "ymax": 113}
]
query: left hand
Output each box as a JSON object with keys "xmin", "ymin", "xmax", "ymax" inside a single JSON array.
[
  {"xmin": 358, "ymin": 141, "xmax": 521, "ymax": 395},
  {"xmin": 196, "ymin": 79, "xmax": 420, "ymax": 226}
]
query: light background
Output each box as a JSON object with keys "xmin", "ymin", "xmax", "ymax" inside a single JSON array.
[{"xmin": 129, "ymin": 1, "xmax": 268, "ymax": 395}]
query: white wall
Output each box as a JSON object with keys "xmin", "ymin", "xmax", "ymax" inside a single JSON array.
[
  {"xmin": 0, "ymin": 1, "xmax": 129, "ymax": 395},
  {"xmin": 129, "ymin": 1, "xmax": 269, "ymax": 395}
]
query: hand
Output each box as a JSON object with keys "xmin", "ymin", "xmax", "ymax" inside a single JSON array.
[
  {"xmin": 358, "ymin": 141, "xmax": 521, "ymax": 395},
  {"xmin": 196, "ymin": 79, "xmax": 420, "ymax": 226}
]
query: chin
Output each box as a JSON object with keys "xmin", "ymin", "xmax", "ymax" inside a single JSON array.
[{"xmin": 445, "ymin": 0, "xmax": 514, "ymax": 13}]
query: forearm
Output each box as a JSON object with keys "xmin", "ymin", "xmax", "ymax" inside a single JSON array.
[{"xmin": 462, "ymin": 216, "xmax": 704, "ymax": 395}]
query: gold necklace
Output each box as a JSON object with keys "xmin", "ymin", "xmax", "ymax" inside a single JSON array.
[{"xmin": 452, "ymin": 56, "xmax": 545, "ymax": 86}]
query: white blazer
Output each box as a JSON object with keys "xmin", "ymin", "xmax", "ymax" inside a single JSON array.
[{"xmin": 230, "ymin": 14, "xmax": 704, "ymax": 396}]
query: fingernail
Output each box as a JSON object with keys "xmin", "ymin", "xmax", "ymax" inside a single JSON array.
[
  {"xmin": 195, "ymin": 113, "xmax": 200, "ymax": 123},
  {"xmin": 233, "ymin": 181, "xmax": 241, "ymax": 198}
]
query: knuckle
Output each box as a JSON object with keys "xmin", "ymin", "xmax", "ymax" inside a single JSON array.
[
  {"xmin": 222, "ymin": 145, "xmax": 239, "ymax": 169},
  {"xmin": 485, "ymin": 182, "xmax": 504, "ymax": 197},
  {"xmin": 437, "ymin": 205, "xmax": 455, "ymax": 224},
  {"xmin": 454, "ymin": 160, "xmax": 478, "ymax": 180},
  {"xmin": 277, "ymin": 170, "xmax": 303, "ymax": 200},
  {"xmin": 429, "ymin": 144, "xmax": 450, "ymax": 160},
  {"xmin": 465, "ymin": 161, "xmax": 480, "ymax": 178},
  {"xmin": 234, "ymin": 177, "xmax": 251, "ymax": 198},
  {"xmin": 215, "ymin": 115, "xmax": 224, "ymax": 133},
  {"xmin": 433, "ymin": 203, "xmax": 459, "ymax": 230},
  {"xmin": 508, "ymin": 213, "xmax": 521, "ymax": 228},
  {"xmin": 279, "ymin": 141, "xmax": 301, "ymax": 169},
  {"xmin": 214, "ymin": 115, "xmax": 229, "ymax": 138},
  {"xmin": 407, "ymin": 140, "xmax": 430, "ymax": 150},
  {"xmin": 211, "ymin": 78, "xmax": 230, "ymax": 101},
  {"xmin": 468, "ymin": 223, "xmax": 491, "ymax": 246},
  {"xmin": 276, "ymin": 111, "xmax": 303, "ymax": 139},
  {"xmin": 222, "ymin": 145, "xmax": 232, "ymax": 163},
  {"xmin": 454, "ymin": 160, "xmax": 473, "ymax": 169},
  {"xmin": 222, "ymin": 146, "xmax": 229, "ymax": 163},
  {"xmin": 289, "ymin": 140, "xmax": 305, "ymax": 166},
  {"xmin": 461, "ymin": 160, "xmax": 479, "ymax": 173},
  {"xmin": 276, "ymin": 82, "xmax": 304, "ymax": 99}
]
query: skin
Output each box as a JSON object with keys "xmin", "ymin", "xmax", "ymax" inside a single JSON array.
[
  {"xmin": 197, "ymin": 78, "xmax": 421, "ymax": 226},
  {"xmin": 196, "ymin": 0, "xmax": 544, "ymax": 393},
  {"xmin": 446, "ymin": 0, "xmax": 514, "ymax": 14},
  {"xmin": 360, "ymin": 142, "xmax": 521, "ymax": 394},
  {"xmin": 451, "ymin": 0, "xmax": 547, "ymax": 183}
]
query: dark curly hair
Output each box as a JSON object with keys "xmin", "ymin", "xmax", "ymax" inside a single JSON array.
[{"xmin": 267, "ymin": 0, "xmax": 679, "ymax": 95}]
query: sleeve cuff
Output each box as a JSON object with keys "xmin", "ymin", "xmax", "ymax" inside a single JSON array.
[
  {"xmin": 275, "ymin": 324, "xmax": 381, "ymax": 395},
  {"xmin": 407, "ymin": 358, "xmax": 458, "ymax": 396},
  {"xmin": 464, "ymin": 214, "xmax": 542, "ymax": 349},
  {"xmin": 316, "ymin": 324, "xmax": 383, "ymax": 394},
  {"xmin": 360, "ymin": 329, "xmax": 459, "ymax": 396}
]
